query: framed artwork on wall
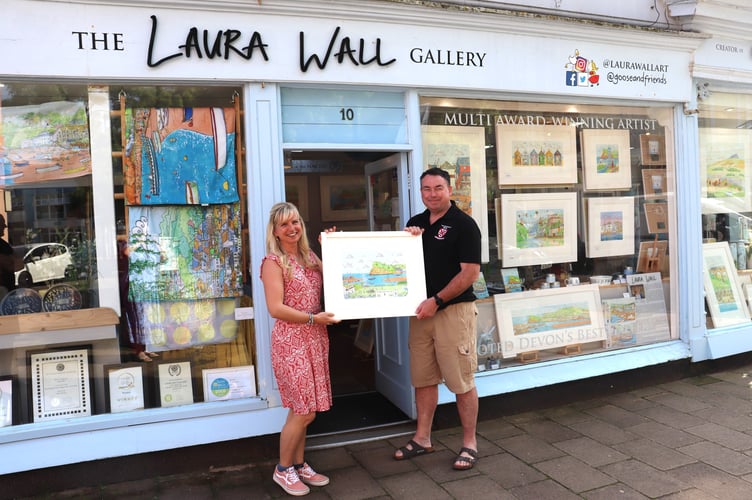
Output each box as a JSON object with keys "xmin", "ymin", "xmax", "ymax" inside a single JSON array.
[
  {"xmin": 500, "ymin": 192, "xmax": 578, "ymax": 267},
  {"xmin": 319, "ymin": 175, "xmax": 367, "ymax": 221},
  {"xmin": 494, "ymin": 284, "xmax": 606, "ymax": 359},
  {"xmin": 644, "ymin": 202, "xmax": 669, "ymax": 234},
  {"xmin": 581, "ymin": 129, "xmax": 632, "ymax": 191},
  {"xmin": 321, "ymin": 231, "xmax": 426, "ymax": 320},
  {"xmin": 585, "ymin": 196, "xmax": 635, "ymax": 258},
  {"xmin": 421, "ymin": 125, "xmax": 489, "ymax": 262},
  {"xmin": 702, "ymin": 242, "xmax": 750, "ymax": 328},
  {"xmin": 641, "ymin": 168, "xmax": 668, "ymax": 199},
  {"xmin": 639, "ymin": 134, "xmax": 666, "ymax": 166},
  {"xmin": 700, "ymin": 128, "xmax": 752, "ymax": 214},
  {"xmin": 284, "ymin": 175, "xmax": 309, "ymax": 221},
  {"xmin": 496, "ymin": 124, "xmax": 577, "ymax": 185}
]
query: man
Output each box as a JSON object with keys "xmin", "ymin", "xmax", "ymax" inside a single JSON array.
[{"xmin": 394, "ymin": 167, "xmax": 481, "ymax": 471}]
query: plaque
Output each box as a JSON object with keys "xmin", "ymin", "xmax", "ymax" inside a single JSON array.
[
  {"xmin": 1, "ymin": 288, "xmax": 43, "ymax": 315},
  {"xmin": 42, "ymin": 284, "xmax": 83, "ymax": 312},
  {"xmin": 156, "ymin": 360, "xmax": 194, "ymax": 408},
  {"xmin": 29, "ymin": 347, "xmax": 91, "ymax": 422},
  {"xmin": 202, "ymin": 365, "xmax": 256, "ymax": 402},
  {"xmin": 104, "ymin": 363, "xmax": 147, "ymax": 413}
]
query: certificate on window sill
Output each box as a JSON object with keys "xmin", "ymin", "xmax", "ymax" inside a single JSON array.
[
  {"xmin": 156, "ymin": 360, "xmax": 194, "ymax": 408},
  {"xmin": 202, "ymin": 365, "xmax": 256, "ymax": 402},
  {"xmin": 105, "ymin": 364, "xmax": 146, "ymax": 413},
  {"xmin": 29, "ymin": 347, "xmax": 91, "ymax": 422}
]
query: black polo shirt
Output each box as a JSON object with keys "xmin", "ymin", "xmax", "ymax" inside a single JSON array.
[{"xmin": 407, "ymin": 201, "xmax": 481, "ymax": 307}]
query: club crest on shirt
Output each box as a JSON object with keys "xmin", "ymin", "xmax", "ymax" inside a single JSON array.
[{"xmin": 436, "ymin": 225, "xmax": 450, "ymax": 240}]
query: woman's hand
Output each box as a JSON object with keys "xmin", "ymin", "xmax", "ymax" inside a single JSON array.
[
  {"xmin": 318, "ymin": 226, "xmax": 337, "ymax": 244},
  {"xmin": 314, "ymin": 311, "xmax": 341, "ymax": 326}
]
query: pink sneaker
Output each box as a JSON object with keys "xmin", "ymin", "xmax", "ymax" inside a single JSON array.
[
  {"xmin": 296, "ymin": 462, "xmax": 330, "ymax": 487},
  {"xmin": 273, "ymin": 465, "xmax": 310, "ymax": 496}
]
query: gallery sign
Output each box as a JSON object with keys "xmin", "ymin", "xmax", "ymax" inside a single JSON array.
[{"xmin": 3, "ymin": 0, "xmax": 693, "ymax": 101}]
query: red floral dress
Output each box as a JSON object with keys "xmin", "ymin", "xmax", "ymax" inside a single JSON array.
[{"xmin": 262, "ymin": 253, "xmax": 332, "ymax": 415}]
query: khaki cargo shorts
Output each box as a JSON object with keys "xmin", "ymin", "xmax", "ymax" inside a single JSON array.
[{"xmin": 408, "ymin": 301, "xmax": 478, "ymax": 394}]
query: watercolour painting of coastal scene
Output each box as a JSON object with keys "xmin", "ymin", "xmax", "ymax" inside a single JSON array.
[
  {"xmin": 0, "ymin": 100, "xmax": 91, "ymax": 185},
  {"xmin": 700, "ymin": 128, "xmax": 752, "ymax": 214},
  {"xmin": 321, "ymin": 231, "xmax": 426, "ymax": 320},
  {"xmin": 494, "ymin": 284, "xmax": 605, "ymax": 358}
]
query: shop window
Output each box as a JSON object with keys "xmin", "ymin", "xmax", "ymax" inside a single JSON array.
[
  {"xmin": 699, "ymin": 92, "xmax": 752, "ymax": 331},
  {"xmin": 420, "ymin": 97, "xmax": 676, "ymax": 370},
  {"xmin": 109, "ymin": 86, "xmax": 256, "ymax": 410},
  {"xmin": 0, "ymin": 83, "xmax": 256, "ymax": 429}
]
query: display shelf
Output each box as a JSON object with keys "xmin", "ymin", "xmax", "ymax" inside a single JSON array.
[{"xmin": 0, "ymin": 307, "xmax": 118, "ymax": 336}]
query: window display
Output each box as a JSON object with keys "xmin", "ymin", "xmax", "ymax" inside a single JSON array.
[
  {"xmin": 699, "ymin": 92, "xmax": 752, "ymax": 329},
  {"xmin": 0, "ymin": 83, "xmax": 256, "ymax": 427},
  {"xmin": 421, "ymin": 97, "xmax": 675, "ymax": 367}
]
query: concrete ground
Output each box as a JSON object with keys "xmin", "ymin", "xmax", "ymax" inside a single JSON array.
[{"xmin": 7, "ymin": 353, "xmax": 752, "ymax": 499}]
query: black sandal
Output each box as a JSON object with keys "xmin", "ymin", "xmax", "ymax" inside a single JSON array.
[
  {"xmin": 452, "ymin": 447, "xmax": 478, "ymax": 470},
  {"xmin": 393, "ymin": 439, "xmax": 434, "ymax": 460}
]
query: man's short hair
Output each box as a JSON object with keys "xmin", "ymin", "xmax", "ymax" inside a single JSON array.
[{"xmin": 420, "ymin": 167, "xmax": 451, "ymax": 186}]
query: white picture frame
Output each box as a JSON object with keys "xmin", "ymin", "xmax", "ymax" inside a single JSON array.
[
  {"xmin": 702, "ymin": 241, "xmax": 751, "ymax": 328},
  {"xmin": 700, "ymin": 128, "xmax": 752, "ymax": 214},
  {"xmin": 496, "ymin": 124, "xmax": 577, "ymax": 185},
  {"xmin": 500, "ymin": 192, "xmax": 578, "ymax": 267},
  {"xmin": 321, "ymin": 231, "xmax": 427, "ymax": 320},
  {"xmin": 494, "ymin": 284, "xmax": 606, "ymax": 359},
  {"xmin": 202, "ymin": 365, "xmax": 256, "ymax": 402},
  {"xmin": 421, "ymin": 125, "xmax": 489, "ymax": 262},
  {"xmin": 586, "ymin": 196, "xmax": 635, "ymax": 258},
  {"xmin": 581, "ymin": 129, "xmax": 633, "ymax": 192}
]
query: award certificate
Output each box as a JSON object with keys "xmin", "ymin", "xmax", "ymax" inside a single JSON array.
[
  {"xmin": 107, "ymin": 364, "xmax": 146, "ymax": 413},
  {"xmin": 157, "ymin": 361, "xmax": 194, "ymax": 407},
  {"xmin": 30, "ymin": 348, "xmax": 91, "ymax": 422},
  {"xmin": 202, "ymin": 365, "xmax": 256, "ymax": 402}
]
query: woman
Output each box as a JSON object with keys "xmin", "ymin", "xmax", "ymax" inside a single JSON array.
[{"xmin": 260, "ymin": 202, "xmax": 339, "ymax": 497}]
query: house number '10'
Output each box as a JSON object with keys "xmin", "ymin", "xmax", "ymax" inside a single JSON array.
[{"xmin": 339, "ymin": 108, "xmax": 354, "ymax": 121}]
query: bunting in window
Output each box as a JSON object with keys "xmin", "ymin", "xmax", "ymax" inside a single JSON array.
[{"xmin": 124, "ymin": 107, "xmax": 238, "ymax": 205}]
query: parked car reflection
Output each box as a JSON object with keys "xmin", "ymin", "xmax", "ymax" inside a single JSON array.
[{"xmin": 14, "ymin": 243, "xmax": 74, "ymax": 287}]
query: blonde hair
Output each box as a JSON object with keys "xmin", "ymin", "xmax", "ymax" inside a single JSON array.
[{"xmin": 265, "ymin": 202, "xmax": 317, "ymax": 276}]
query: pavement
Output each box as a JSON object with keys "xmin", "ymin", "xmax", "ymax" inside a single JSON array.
[{"xmin": 9, "ymin": 353, "xmax": 752, "ymax": 499}]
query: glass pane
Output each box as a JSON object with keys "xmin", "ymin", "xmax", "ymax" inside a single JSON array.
[
  {"xmin": 698, "ymin": 92, "xmax": 752, "ymax": 330},
  {"xmin": 420, "ymin": 97, "xmax": 675, "ymax": 369}
]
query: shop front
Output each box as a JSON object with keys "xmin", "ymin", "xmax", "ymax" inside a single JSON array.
[
  {"xmin": 1, "ymin": 0, "xmax": 703, "ymax": 473},
  {"xmin": 677, "ymin": 2, "xmax": 752, "ymax": 360}
]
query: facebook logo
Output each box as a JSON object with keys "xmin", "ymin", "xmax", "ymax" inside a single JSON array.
[{"xmin": 565, "ymin": 71, "xmax": 588, "ymax": 87}]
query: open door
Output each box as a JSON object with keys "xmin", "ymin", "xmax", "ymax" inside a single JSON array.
[{"xmin": 365, "ymin": 153, "xmax": 416, "ymax": 419}]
